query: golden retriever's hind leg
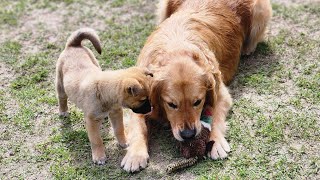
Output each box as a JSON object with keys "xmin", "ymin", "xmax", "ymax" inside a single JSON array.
[
  {"xmin": 209, "ymin": 84, "xmax": 232, "ymax": 159},
  {"xmin": 108, "ymin": 107, "xmax": 127, "ymax": 148},
  {"xmin": 157, "ymin": 0, "xmax": 170, "ymax": 24},
  {"xmin": 85, "ymin": 115, "xmax": 106, "ymax": 165},
  {"xmin": 157, "ymin": 0, "xmax": 183, "ymax": 24},
  {"xmin": 242, "ymin": 0, "xmax": 272, "ymax": 55}
]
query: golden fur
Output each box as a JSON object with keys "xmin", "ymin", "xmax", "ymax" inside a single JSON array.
[
  {"xmin": 121, "ymin": 0, "xmax": 272, "ymax": 172},
  {"xmin": 55, "ymin": 28, "xmax": 153, "ymax": 165}
]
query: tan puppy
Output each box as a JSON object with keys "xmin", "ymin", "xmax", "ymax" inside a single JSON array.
[
  {"xmin": 121, "ymin": 0, "xmax": 272, "ymax": 172},
  {"xmin": 55, "ymin": 28, "xmax": 153, "ymax": 165}
]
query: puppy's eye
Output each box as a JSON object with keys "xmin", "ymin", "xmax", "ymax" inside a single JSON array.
[
  {"xmin": 168, "ymin": 102, "xmax": 178, "ymax": 109},
  {"xmin": 146, "ymin": 72, "xmax": 153, "ymax": 77},
  {"xmin": 193, "ymin": 100, "xmax": 201, "ymax": 106},
  {"xmin": 139, "ymin": 98, "xmax": 148, "ymax": 103}
]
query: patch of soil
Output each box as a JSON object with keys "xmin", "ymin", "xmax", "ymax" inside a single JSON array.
[{"xmin": 0, "ymin": 63, "xmax": 15, "ymax": 89}]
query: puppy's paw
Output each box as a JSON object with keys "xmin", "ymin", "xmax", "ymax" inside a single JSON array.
[
  {"xmin": 208, "ymin": 136, "xmax": 230, "ymax": 160},
  {"xmin": 121, "ymin": 149, "xmax": 149, "ymax": 172},
  {"xmin": 93, "ymin": 156, "xmax": 107, "ymax": 165},
  {"xmin": 92, "ymin": 147, "xmax": 107, "ymax": 165},
  {"xmin": 92, "ymin": 155, "xmax": 107, "ymax": 165},
  {"xmin": 59, "ymin": 111, "xmax": 69, "ymax": 118},
  {"xmin": 116, "ymin": 136, "xmax": 128, "ymax": 148}
]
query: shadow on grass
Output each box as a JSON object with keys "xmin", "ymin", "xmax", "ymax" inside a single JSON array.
[
  {"xmin": 56, "ymin": 113, "xmax": 179, "ymax": 178},
  {"xmin": 229, "ymin": 41, "xmax": 280, "ymax": 99}
]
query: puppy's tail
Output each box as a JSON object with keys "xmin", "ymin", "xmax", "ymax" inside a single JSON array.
[{"xmin": 66, "ymin": 28, "xmax": 102, "ymax": 54}]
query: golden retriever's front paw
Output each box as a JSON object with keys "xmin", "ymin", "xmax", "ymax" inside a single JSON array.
[
  {"xmin": 121, "ymin": 150, "xmax": 149, "ymax": 172},
  {"xmin": 208, "ymin": 136, "xmax": 230, "ymax": 160}
]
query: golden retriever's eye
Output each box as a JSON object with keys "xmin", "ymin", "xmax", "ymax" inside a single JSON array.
[
  {"xmin": 193, "ymin": 100, "xmax": 201, "ymax": 106},
  {"xmin": 168, "ymin": 102, "xmax": 178, "ymax": 109}
]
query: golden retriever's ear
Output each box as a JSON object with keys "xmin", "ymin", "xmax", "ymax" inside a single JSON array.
[
  {"xmin": 203, "ymin": 69, "xmax": 222, "ymax": 108},
  {"xmin": 148, "ymin": 79, "xmax": 166, "ymax": 120},
  {"xmin": 199, "ymin": 47, "xmax": 222, "ymax": 108}
]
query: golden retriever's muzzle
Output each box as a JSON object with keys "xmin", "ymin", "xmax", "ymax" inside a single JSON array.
[{"xmin": 131, "ymin": 99, "xmax": 152, "ymax": 114}]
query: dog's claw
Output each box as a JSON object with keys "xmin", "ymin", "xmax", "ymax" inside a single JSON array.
[
  {"xmin": 121, "ymin": 150, "xmax": 149, "ymax": 172},
  {"xmin": 93, "ymin": 157, "xmax": 106, "ymax": 165},
  {"xmin": 209, "ymin": 136, "xmax": 230, "ymax": 160},
  {"xmin": 59, "ymin": 111, "xmax": 69, "ymax": 118},
  {"xmin": 119, "ymin": 143, "xmax": 129, "ymax": 148}
]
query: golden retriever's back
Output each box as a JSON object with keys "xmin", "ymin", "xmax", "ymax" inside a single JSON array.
[
  {"xmin": 142, "ymin": 0, "xmax": 245, "ymax": 83},
  {"xmin": 149, "ymin": 0, "xmax": 271, "ymax": 84}
]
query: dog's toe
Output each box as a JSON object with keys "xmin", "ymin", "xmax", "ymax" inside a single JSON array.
[
  {"xmin": 209, "ymin": 136, "xmax": 230, "ymax": 160},
  {"xmin": 59, "ymin": 112, "xmax": 69, "ymax": 118},
  {"xmin": 119, "ymin": 143, "xmax": 129, "ymax": 149},
  {"xmin": 93, "ymin": 157, "xmax": 107, "ymax": 165},
  {"xmin": 121, "ymin": 150, "xmax": 149, "ymax": 172}
]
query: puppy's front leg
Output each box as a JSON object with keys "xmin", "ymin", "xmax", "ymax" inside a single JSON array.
[
  {"xmin": 85, "ymin": 115, "xmax": 106, "ymax": 165},
  {"xmin": 209, "ymin": 84, "xmax": 232, "ymax": 160},
  {"xmin": 121, "ymin": 113, "xmax": 149, "ymax": 172},
  {"xmin": 108, "ymin": 107, "xmax": 127, "ymax": 148}
]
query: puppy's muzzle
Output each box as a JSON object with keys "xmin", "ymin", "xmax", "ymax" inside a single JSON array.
[{"xmin": 131, "ymin": 99, "xmax": 151, "ymax": 114}]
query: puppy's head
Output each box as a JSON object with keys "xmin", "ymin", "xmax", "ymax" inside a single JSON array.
[
  {"xmin": 122, "ymin": 67, "xmax": 153, "ymax": 114},
  {"xmin": 150, "ymin": 53, "xmax": 220, "ymax": 141}
]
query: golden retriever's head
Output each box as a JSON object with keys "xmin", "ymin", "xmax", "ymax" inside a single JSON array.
[
  {"xmin": 121, "ymin": 67, "xmax": 153, "ymax": 114},
  {"xmin": 150, "ymin": 53, "xmax": 220, "ymax": 141}
]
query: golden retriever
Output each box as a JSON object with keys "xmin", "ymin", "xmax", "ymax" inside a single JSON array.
[
  {"xmin": 56, "ymin": 28, "xmax": 153, "ymax": 165},
  {"xmin": 121, "ymin": 0, "xmax": 272, "ymax": 172}
]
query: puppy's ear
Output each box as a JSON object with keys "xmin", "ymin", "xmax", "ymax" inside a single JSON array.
[
  {"xmin": 125, "ymin": 80, "xmax": 143, "ymax": 97},
  {"xmin": 143, "ymin": 68, "xmax": 154, "ymax": 77}
]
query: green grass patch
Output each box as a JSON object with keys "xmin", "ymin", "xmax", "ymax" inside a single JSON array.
[
  {"xmin": 272, "ymin": 2, "xmax": 320, "ymax": 22},
  {"xmin": 0, "ymin": 41, "xmax": 22, "ymax": 65},
  {"xmin": 100, "ymin": 14, "xmax": 155, "ymax": 69},
  {"xmin": 0, "ymin": 1, "xmax": 26, "ymax": 26},
  {"xmin": 0, "ymin": 90, "xmax": 8, "ymax": 122},
  {"xmin": 110, "ymin": 0, "xmax": 141, "ymax": 7},
  {"xmin": 254, "ymin": 41, "xmax": 273, "ymax": 56}
]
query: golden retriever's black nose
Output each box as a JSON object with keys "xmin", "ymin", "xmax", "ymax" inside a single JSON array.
[{"xmin": 180, "ymin": 128, "xmax": 196, "ymax": 140}]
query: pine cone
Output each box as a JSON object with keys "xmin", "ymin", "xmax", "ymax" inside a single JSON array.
[{"xmin": 178, "ymin": 125, "xmax": 211, "ymax": 158}]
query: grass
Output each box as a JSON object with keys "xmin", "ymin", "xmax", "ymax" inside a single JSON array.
[{"xmin": 0, "ymin": 0, "xmax": 319, "ymax": 179}]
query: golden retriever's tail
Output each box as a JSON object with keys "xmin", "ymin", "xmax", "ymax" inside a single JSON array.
[{"xmin": 66, "ymin": 28, "xmax": 102, "ymax": 54}]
